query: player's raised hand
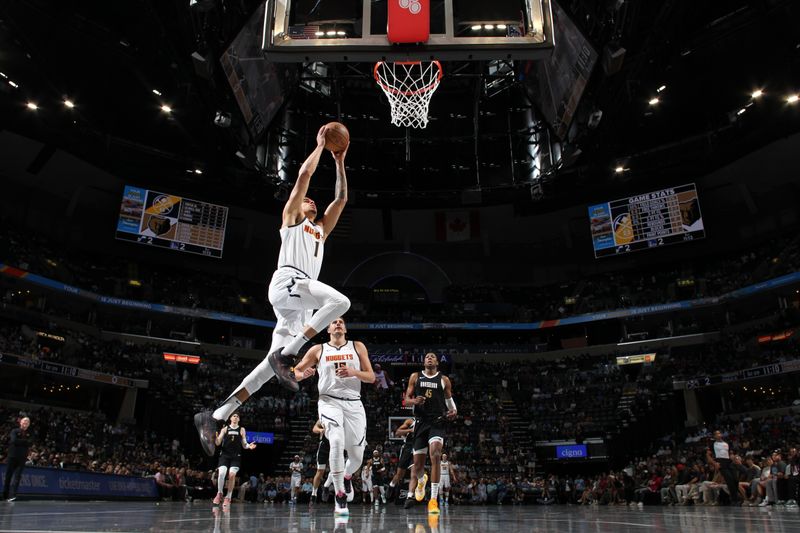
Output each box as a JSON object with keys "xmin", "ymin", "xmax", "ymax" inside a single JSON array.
[
  {"xmin": 316, "ymin": 125, "xmax": 328, "ymax": 147},
  {"xmin": 302, "ymin": 367, "xmax": 317, "ymax": 380},
  {"xmin": 332, "ymin": 142, "xmax": 349, "ymax": 162},
  {"xmin": 248, "ymin": 442, "xmax": 257, "ymax": 450}
]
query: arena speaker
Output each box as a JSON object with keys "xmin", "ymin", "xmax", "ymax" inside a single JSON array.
[{"xmin": 602, "ymin": 43, "xmax": 626, "ymax": 76}]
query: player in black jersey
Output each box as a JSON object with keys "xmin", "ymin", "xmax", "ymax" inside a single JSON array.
[
  {"xmin": 388, "ymin": 418, "xmax": 416, "ymax": 501},
  {"xmin": 403, "ymin": 352, "xmax": 456, "ymax": 514},
  {"xmin": 213, "ymin": 413, "xmax": 257, "ymax": 508},
  {"xmin": 311, "ymin": 419, "xmax": 331, "ymax": 505},
  {"xmin": 371, "ymin": 449, "xmax": 388, "ymax": 505}
]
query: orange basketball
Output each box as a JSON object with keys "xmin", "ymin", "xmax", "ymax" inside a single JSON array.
[{"xmin": 324, "ymin": 122, "xmax": 350, "ymax": 152}]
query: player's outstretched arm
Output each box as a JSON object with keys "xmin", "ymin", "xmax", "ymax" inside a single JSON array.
[
  {"xmin": 294, "ymin": 345, "xmax": 321, "ymax": 381},
  {"xmin": 283, "ymin": 126, "xmax": 327, "ymax": 227},
  {"xmin": 318, "ymin": 144, "xmax": 349, "ymax": 236}
]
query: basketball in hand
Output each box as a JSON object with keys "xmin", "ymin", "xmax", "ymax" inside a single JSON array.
[{"xmin": 324, "ymin": 122, "xmax": 350, "ymax": 152}]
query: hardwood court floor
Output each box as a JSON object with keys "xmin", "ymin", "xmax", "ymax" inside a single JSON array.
[{"xmin": 1, "ymin": 500, "xmax": 799, "ymax": 532}]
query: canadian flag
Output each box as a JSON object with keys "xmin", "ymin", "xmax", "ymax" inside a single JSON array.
[{"xmin": 435, "ymin": 211, "xmax": 480, "ymax": 242}]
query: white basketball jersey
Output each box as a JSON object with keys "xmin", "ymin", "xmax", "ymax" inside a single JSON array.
[
  {"xmin": 277, "ymin": 218, "xmax": 324, "ymax": 280},
  {"xmin": 317, "ymin": 341, "xmax": 362, "ymax": 400},
  {"xmin": 440, "ymin": 461, "xmax": 450, "ymax": 478},
  {"xmin": 290, "ymin": 461, "xmax": 302, "ymax": 475}
]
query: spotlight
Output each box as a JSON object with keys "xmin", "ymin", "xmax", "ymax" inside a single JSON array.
[
  {"xmin": 657, "ymin": 85, "xmax": 666, "ymax": 93},
  {"xmin": 326, "ymin": 30, "xmax": 336, "ymax": 36},
  {"xmin": 751, "ymin": 89, "xmax": 763, "ymax": 99},
  {"xmin": 161, "ymin": 104, "xmax": 172, "ymax": 113},
  {"xmin": 484, "ymin": 24, "xmax": 495, "ymax": 30},
  {"xmin": 471, "ymin": 25, "xmax": 482, "ymax": 31},
  {"xmin": 497, "ymin": 24, "xmax": 507, "ymax": 30},
  {"xmin": 787, "ymin": 94, "xmax": 799, "ymax": 104},
  {"xmin": 8, "ymin": 80, "xmax": 19, "ymax": 88},
  {"xmin": 152, "ymin": 89, "xmax": 162, "ymax": 96},
  {"xmin": 614, "ymin": 166, "xmax": 625, "ymax": 173},
  {"xmin": 315, "ymin": 31, "xmax": 324, "ymax": 36},
  {"xmin": 0, "ymin": 72, "xmax": 6, "ymax": 78},
  {"xmin": 26, "ymin": 101, "xmax": 38, "ymax": 110},
  {"xmin": 736, "ymin": 108, "xmax": 746, "ymax": 116},
  {"xmin": 648, "ymin": 97, "xmax": 659, "ymax": 106},
  {"xmin": 63, "ymin": 99, "xmax": 75, "ymax": 109},
  {"xmin": 194, "ymin": 169, "xmax": 203, "ymax": 175},
  {"xmin": 337, "ymin": 31, "xmax": 346, "ymax": 36}
]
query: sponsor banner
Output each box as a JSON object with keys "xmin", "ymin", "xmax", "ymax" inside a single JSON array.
[
  {"xmin": 163, "ymin": 353, "xmax": 201, "ymax": 364},
  {"xmin": 248, "ymin": 432, "xmax": 274, "ymax": 444},
  {"xmin": 0, "ymin": 465, "xmax": 157, "ymax": 499},
  {"xmin": 556, "ymin": 445, "xmax": 588, "ymax": 459},
  {"xmin": 370, "ymin": 353, "xmax": 451, "ymax": 364},
  {"xmin": 0, "ymin": 263, "xmax": 275, "ymax": 329},
  {"xmin": 2, "ymin": 264, "xmax": 799, "ymax": 332},
  {"xmin": 0, "ymin": 352, "xmax": 147, "ymax": 389}
]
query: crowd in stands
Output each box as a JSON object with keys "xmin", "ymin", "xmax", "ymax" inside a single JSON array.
[{"xmin": 3, "ymin": 221, "xmax": 799, "ymax": 328}]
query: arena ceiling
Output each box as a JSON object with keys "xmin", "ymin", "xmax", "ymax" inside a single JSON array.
[{"xmin": 0, "ymin": 0, "xmax": 798, "ymax": 210}]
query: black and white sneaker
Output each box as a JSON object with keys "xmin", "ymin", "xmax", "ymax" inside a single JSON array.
[
  {"xmin": 268, "ymin": 348, "xmax": 299, "ymax": 393},
  {"xmin": 334, "ymin": 492, "xmax": 349, "ymax": 515},
  {"xmin": 404, "ymin": 497, "xmax": 415, "ymax": 510},
  {"xmin": 344, "ymin": 476, "xmax": 354, "ymax": 503},
  {"xmin": 6, "ymin": 497, "xmax": 17, "ymax": 503},
  {"xmin": 193, "ymin": 411, "xmax": 218, "ymax": 456}
]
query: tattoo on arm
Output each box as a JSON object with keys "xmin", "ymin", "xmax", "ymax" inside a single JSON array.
[{"xmin": 335, "ymin": 162, "xmax": 347, "ymax": 201}]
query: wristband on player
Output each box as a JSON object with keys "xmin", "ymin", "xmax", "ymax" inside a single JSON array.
[{"xmin": 445, "ymin": 397, "xmax": 456, "ymax": 412}]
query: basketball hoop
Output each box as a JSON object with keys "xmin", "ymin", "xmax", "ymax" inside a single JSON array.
[{"xmin": 374, "ymin": 60, "xmax": 442, "ymax": 129}]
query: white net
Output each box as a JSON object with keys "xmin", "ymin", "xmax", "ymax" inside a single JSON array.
[{"xmin": 374, "ymin": 60, "xmax": 442, "ymax": 129}]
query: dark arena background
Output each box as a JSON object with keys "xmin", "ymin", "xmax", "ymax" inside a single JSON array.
[{"xmin": 1, "ymin": 0, "xmax": 800, "ymax": 531}]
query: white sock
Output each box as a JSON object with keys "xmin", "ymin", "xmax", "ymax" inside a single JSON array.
[
  {"xmin": 379, "ymin": 486, "xmax": 385, "ymax": 496},
  {"xmin": 430, "ymin": 482, "xmax": 439, "ymax": 501},
  {"xmin": 284, "ymin": 334, "xmax": 310, "ymax": 356},
  {"xmin": 312, "ymin": 487, "xmax": 317, "ymax": 496},
  {"xmin": 213, "ymin": 397, "xmax": 241, "ymax": 421},
  {"xmin": 389, "ymin": 481, "xmax": 396, "ymax": 488},
  {"xmin": 332, "ymin": 470, "xmax": 345, "ymax": 495}
]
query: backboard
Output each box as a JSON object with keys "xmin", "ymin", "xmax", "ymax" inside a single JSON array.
[{"xmin": 262, "ymin": 0, "xmax": 555, "ymax": 62}]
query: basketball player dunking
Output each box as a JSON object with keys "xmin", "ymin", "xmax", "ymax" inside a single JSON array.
[
  {"xmin": 194, "ymin": 125, "xmax": 351, "ymax": 456},
  {"xmin": 293, "ymin": 317, "xmax": 375, "ymax": 516},
  {"xmin": 404, "ymin": 352, "xmax": 457, "ymax": 515}
]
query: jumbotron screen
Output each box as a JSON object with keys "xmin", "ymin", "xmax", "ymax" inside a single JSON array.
[
  {"xmin": 588, "ymin": 183, "xmax": 705, "ymax": 258},
  {"xmin": 115, "ymin": 185, "xmax": 228, "ymax": 258}
]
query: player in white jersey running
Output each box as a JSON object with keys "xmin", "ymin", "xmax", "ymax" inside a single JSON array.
[
  {"xmin": 289, "ymin": 455, "xmax": 303, "ymax": 503},
  {"xmin": 439, "ymin": 453, "xmax": 458, "ymax": 505},
  {"xmin": 194, "ymin": 125, "xmax": 352, "ymax": 456},
  {"xmin": 293, "ymin": 317, "xmax": 374, "ymax": 516}
]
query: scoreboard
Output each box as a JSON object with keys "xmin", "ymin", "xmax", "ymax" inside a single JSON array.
[
  {"xmin": 589, "ymin": 183, "xmax": 705, "ymax": 258},
  {"xmin": 115, "ymin": 185, "xmax": 228, "ymax": 258}
]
